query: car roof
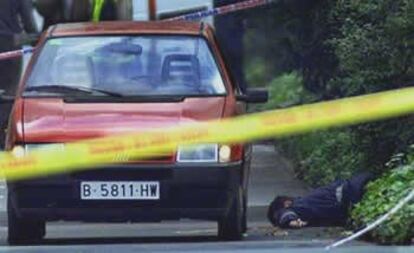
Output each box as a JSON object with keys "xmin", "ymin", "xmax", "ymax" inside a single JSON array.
[{"xmin": 48, "ymin": 21, "xmax": 205, "ymax": 37}]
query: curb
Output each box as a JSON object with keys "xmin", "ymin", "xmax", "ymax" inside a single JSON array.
[{"xmin": 0, "ymin": 211, "xmax": 6, "ymax": 226}]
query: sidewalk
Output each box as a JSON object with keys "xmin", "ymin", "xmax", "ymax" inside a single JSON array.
[
  {"xmin": 248, "ymin": 144, "xmax": 309, "ymax": 207},
  {"xmin": 247, "ymin": 144, "xmax": 309, "ymax": 222}
]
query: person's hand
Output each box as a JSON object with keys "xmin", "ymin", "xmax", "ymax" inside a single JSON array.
[{"xmin": 288, "ymin": 219, "xmax": 308, "ymax": 228}]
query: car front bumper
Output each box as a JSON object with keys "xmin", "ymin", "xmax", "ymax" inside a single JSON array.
[{"xmin": 7, "ymin": 162, "xmax": 242, "ymax": 222}]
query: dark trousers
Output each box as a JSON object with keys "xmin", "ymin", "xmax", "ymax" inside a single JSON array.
[
  {"xmin": 343, "ymin": 172, "xmax": 374, "ymax": 207},
  {"xmin": 214, "ymin": 0, "xmax": 246, "ymax": 92},
  {"xmin": 0, "ymin": 35, "xmax": 21, "ymax": 149}
]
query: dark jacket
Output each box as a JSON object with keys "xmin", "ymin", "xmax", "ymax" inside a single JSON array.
[
  {"xmin": 0, "ymin": 0, "xmax": 37, "ymax": 36},
  {"xmin": 99, "ymin": 0, "xmax": 117, "ymax": 21},
  {"xmin": 214, "ymin": 0, "xmax": 246, "ymax": 92},
  {"xmin": 279, "ymin": 172, "xmax": 373, "ymax": 227}
]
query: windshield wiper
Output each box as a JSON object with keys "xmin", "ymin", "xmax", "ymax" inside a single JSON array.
[
  {"xmin": 24, "ymin": 85, "xmax": 124, "ymax": 97},
  {"xmin": 63, "ymin": 95, "xmax": 186, "ymax": 103}
]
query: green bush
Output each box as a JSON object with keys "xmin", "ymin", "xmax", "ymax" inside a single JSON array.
[
  {"xmin": 255, "ymin": 71, "xmax": 317, "ymax": 110},
  {"xmin": 244, "ymin": 58, "xmax": 269, "ymax": 88},
  {"xmin": 300, "ymin": 130, "xmax": 364, "ymax": 186},
  {"xmin": 264, "ymin": 72, "xmax": 308, "ymax": 109},
  {"xmin": 248, "ymin": 71, "xmax": 315, "ymax": 112},
  {"xmin": 278, "ymin": 129, "xmax": 364, "ymax": 187},
  {"xmin": 327, "ymin": 0, "xmax": 414, "ymax": 96},
  {"xmin": 351, "ymin": 148, "xmax": 414, "ymax": 244},
  {"xmin": 324, "ymin": 0, "xmax": 414, "ymax": 180}
]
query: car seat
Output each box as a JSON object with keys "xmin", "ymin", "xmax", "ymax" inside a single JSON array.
[
  {"xmin": 52, "ymin": 54, "xmax": 93, "ymax": 87},
  {"xmin": 161, "ymin": 54, "xmax": 201, "ymax": 88}
]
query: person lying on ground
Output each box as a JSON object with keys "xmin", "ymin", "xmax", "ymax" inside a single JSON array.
[{"xmin": 267, "ymin": 172, "xmax": 374, "ymax": 229}]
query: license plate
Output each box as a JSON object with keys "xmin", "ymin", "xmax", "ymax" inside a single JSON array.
[{"xmin": 80, "ymin": 181, "xmax": 160, "ymax": 200}]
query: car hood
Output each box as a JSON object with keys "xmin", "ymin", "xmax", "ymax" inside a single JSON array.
[{"xmin": 22, "ymin": 97, "xmax": 226, "ymax": 143}]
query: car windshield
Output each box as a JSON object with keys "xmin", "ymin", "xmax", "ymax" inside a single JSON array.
[{"xmin": 26, "ymin": 36, "xmax": 226, "ymax": 97}]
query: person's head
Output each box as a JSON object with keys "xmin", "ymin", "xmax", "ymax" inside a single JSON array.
[{"xmin": 267, "ymin": 196, "xmax": 294, "ymax": 226}]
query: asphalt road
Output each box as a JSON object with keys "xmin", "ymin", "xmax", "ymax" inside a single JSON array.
[{"xmin": 0, "ymin": 145, "xmax": 411, "ymax": 252}]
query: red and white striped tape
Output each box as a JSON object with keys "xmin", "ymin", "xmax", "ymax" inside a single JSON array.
[
  {"xmin": 0, "ymin": 0, "xmax": 275, "ymax": 61},
  {"xmin": 0, "ymin": 47, "xmax": 33, "ymax": 61},
  {"xmin": 166, "ymin": 0, "xmax": 275, "ymax": 21}
]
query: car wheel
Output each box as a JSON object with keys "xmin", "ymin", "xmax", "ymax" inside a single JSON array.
[
  {"xmin": 7, "ymin": 194, "xmax": 45, "ymax": 245},
  {"xmin": 218, "ymin": 187, "xmax": 244, "ymax": 241}
]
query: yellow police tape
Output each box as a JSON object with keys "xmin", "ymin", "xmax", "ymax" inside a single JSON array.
[{"xmin": 1, "ymin": 87, "xmax": 414, "ymax": 181}]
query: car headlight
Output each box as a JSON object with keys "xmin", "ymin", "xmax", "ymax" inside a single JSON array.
[
  {"xmin": 11, "ymin": 146, "xmax": 25, "ymax": 158},
  {"xmin": 12, "ymin": 144, "xmax": 65, "ymax": 157},
  {"xmin": 176, "ymin": 144, "xmax": 235, "ymax": 163},
  {"xmin": 25, "ymin": 144, "xmax": 65, "ymax": 154},
  {"xmin": 218, "ymin": 145, "xmax": 232, "ymax": 163},
  {"xmin": 177, "ymin": 144, "xmax": 218, "ymax": 163}
]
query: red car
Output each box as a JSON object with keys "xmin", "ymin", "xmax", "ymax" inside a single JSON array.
[{"xmin": 4, "ymin": 21, "xmax": 268, "ymax": 245}]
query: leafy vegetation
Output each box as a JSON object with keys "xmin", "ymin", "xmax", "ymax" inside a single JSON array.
[
  {"xmin": 351, "ymin": 149, "xmax": 414, "ymax": 244},
  {"xmin": 274, "ymin": 129, "xmax": 363, "ymax": 187},
  {"xmin": 257, "ymin": 72, "xmax": 315, "ymax": 110}
]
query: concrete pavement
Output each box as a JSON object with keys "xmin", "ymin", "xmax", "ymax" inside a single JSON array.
[{"xmin": 249, "ymin": 145, "xmax": 309, "ymax": 207}]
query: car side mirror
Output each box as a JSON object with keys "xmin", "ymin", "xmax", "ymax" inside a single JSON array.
[
  {"xmin": 0, "ymin": 90, "xmax": 15, "ymax": 103},
  {"xmin": 236, "ymin": 88, "xmax": 268, "ymax": 103}
]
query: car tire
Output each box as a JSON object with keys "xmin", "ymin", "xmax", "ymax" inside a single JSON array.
[
  {"xmin": 218, "ymin": 188, "xmax": 244, "ymax": 241},
  {"xmin": 7, "ymin": 194, "xmax": 45, "ymax": 245},
  {"xmin": 241, "ymin": 193, "xmax": 248, "ymax": 233},
  {"xmin": 241, "ymin": 155, "xmax": 251, "ymax": 234}
]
